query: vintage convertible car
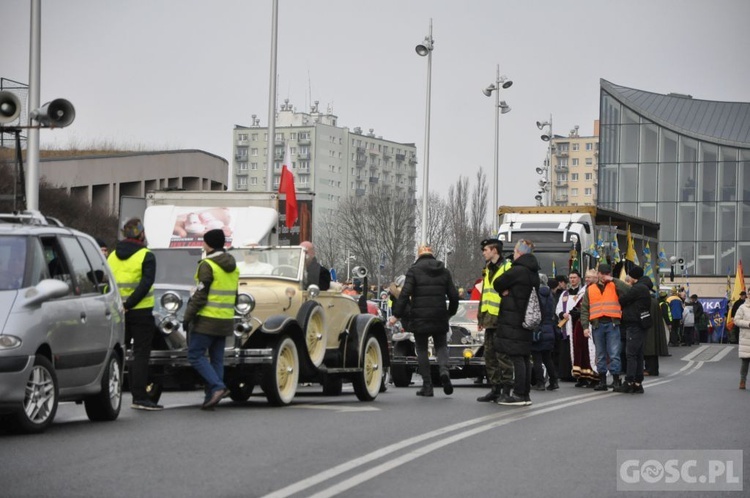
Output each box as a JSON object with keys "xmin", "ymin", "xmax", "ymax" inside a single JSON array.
[
  {"xmin": 136, "ymin": 246, "xmax": 388, "ymax": 406},
  {"xmin": 389, "ymin": 300, "xmax": 485, "ymax": 387}
]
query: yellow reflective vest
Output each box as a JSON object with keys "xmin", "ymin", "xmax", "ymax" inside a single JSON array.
[
  {"xmin": 196, "ymin": 258, "xmax": 239, "ymax": 320},
  {"xmin": 480, "ymin": 259, "xmax": 512, "ymax": 316},
  {"xmin": 107, "ymin": 248, "xmax": 154, "ymax": 309}
]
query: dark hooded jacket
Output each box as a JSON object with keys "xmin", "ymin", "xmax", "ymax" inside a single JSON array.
[
  {"xmin": 183, "ymin": 250, "xmax": 238, "ymax": 337},
  {"xmin": 110, "ymin": 238, "xmax": 156, "ymax": 312},
  {"xmin": 393, "ymin": 254, "xmax": 459, "ymax": 335},
  {"xmin": 531, "ymin": 284, "xmax": 556, "ymax": 352},
  {"xmin": 492, "ymin": 253, "xmax": 541, "ymax": 355},
  {"xmin": 619, "ymin": 275, "xmax": 654, "ymax": 326}
]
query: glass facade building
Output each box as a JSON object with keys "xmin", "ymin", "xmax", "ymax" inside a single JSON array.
[{"xmin": 598, "ymin": 79, "xmax": 750, "ymax": 276}]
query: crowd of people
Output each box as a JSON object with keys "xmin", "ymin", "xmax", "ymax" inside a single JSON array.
[
  {"xmin": 105, "ymin": 218, "xmax": 746, "ymax": 410},
  {"xmin": 384, "ymin": 236, "xmax": 713, "ymax": 406}
]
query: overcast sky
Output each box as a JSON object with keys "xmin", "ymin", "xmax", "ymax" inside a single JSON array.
[{"xmin": 2, "ymin": 0, "xmax": 749, "ymax": 208}]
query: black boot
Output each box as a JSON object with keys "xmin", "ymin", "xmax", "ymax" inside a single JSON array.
[
  {"xmin": 574, "ymin": 377, "xmax": 587, "ymax": 387},
  {"xmin": 533, "ymin": 381, "xmax": 546, "ymax": 391},
  {"xmin": 614, "ymin": 380, "xmax": 633, "ymax": 393},
  {"xmin": 546, "ymin": 378, "xmax": 559, "ymax": 391},
  {"xmin": 594, "ymin": 373, "xmax": 608, "ymax": 391},
  {"xmin": 417, "ymin": 381, "xmax": 434, "ymax": 397},
  {"xmin": 476, "ymin": 385, "xmax": 500, "ymax": 402},
  {"xmin": 440, "ymin": 374, "xmax": 453, "ymax": 395},
  {"xmin": 612, "ymin": 375, "xmax": 622, "ymax": 390},
  {"xmin": 498, "ymin": 385, "xmax": 513, "ymax": 403}
]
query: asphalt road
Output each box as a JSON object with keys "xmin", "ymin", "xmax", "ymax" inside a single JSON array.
[{"xmin": 1, "ymin": 344, "xmax": 747, "ymax": 498}]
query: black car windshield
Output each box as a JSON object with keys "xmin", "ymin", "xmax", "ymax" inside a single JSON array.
[
  {"xmin": 0, "ymin": 235, "xmax": 27, "ymax": 290},
  {"xmin": 151, "ymin": 248, "xmax": 204, "ymax": 286}
]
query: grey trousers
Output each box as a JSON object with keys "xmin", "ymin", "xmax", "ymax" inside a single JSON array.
[{"xmin": 415, "ymin": 331, "xmax": 449, "ymax": 383}]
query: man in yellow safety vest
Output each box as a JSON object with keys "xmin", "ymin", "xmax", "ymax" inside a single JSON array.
[
  {"xmin": 476, "ymin": 238, "xmax": 514, "ymax": 403},
  {"xmin": 183, "ymin": 229, "xmax": 239, "ymax": 409}
]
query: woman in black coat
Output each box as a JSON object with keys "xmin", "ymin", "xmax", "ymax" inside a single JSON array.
[
  {"xmin": 531, "ymin": 275, "xmax": 559, "ymax": 391},
  {"xmin": 493, "ymin": 240, "xmax": 540, "ymax": 406}
]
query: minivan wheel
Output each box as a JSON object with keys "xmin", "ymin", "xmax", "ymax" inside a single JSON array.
[
  {"xmin": 85, "ymin": 353, "xmax": 122, "ymax": 422},
  {"xmin": 12, "ymin": 356, "xmax": 59, "ymax": 434}
]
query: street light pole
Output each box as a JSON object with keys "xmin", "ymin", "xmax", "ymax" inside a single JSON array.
[
  {"xmin": 492, "ymin": 65, "xmax": 499, "ymax": 234},
  {"xmin": 537, "ymin": 115, "xmax": 553, "ymax": 206},
  {"xmin": 416, "ymin": 19, "xmax": 434, "ymax": 246},
  {"xmin": 266, "ymin": 0, "xmax": 279, "ymax": 190},
  {"xmin": 483, "ymin": 66, "xmax": 512, "ymax": 233}
]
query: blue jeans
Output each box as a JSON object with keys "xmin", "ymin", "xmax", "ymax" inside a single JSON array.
[
  {"xmin": 188, "ymin": 332, "xmax": 227, "ymax": 397},
  {"xmin": 592, "ymin": 321, "xmax": 621, "ymax": 375}
]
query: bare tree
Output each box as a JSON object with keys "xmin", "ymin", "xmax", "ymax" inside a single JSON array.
[
  {"xmin": 332, "ymin": 192, "xmax": 416, "ymax": 285},
  {"xmin": 314, "ymin": 211, "xmax": 345, "ymax": 276}
]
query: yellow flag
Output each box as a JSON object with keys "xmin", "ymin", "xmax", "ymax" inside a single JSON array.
[
  {"xmin": 727, "ymin": 260, "xmax": 746, "ymax": 330},
  {"xmin": 625, "ymin": 224, "xmax": 638, "ymax": 264}
]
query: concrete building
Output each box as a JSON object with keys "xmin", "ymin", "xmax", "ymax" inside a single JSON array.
[
  {"xmin": 232, "ymin": 100, "xmax": 418, "ymax": 223},
  {"xmin": 548, "ymin": 122, "xmax": 600, "ymax": 207},
  {"xmin": 598, "ymin": 78, "xmax": 750, "ymax": 279},
  {"xmin": 33, "ymin": 149, "xmax": 228, "ymax": 214}
]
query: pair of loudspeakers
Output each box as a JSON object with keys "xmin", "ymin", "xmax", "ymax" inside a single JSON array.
[{"xmin": 0, "ymin": 90, "xmax": 75, "ymax": 127}]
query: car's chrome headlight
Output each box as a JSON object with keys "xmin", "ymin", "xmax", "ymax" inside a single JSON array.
[
  {"xmin": 307, "ymin": 284, "xmax": 320, "ymax": 298},
  {"xmin": 0, "ymin": 335, "xmax": 22, "ymax": 350},
  {"xmin": 235, "ymin": 292, "xmax": 255, "ymax": 315},
  {"xmin": 160, "ymin": 291, "xmax": 183, "ymax": 313}
]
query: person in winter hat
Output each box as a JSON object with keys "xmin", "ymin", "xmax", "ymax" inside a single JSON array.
[
  {"xmin": 390, "ymin": 245, "xmax": 459, "ymax": 397},
  {"xmin": 183, "ymin": 229, "xmax": 239, "ymax": 409}
]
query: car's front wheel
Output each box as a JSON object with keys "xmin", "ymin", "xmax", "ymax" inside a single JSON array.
[
  {"xmin": 11, "ymin": 355, "xmax": 58, "ymax": 434},
  {"xmin": 390, "ymin": 342, "xmax": 413, "ymax": 387},
  {"xmin": 262, "ymin": 335, "xmax": 299, "ymax": 406},
  {"xmin": 353, "ymin": 334, "xmax": 383, "ymax": 401},
  {"xmin": 85, "ymin": 353, "xmax": 122, "ymax": 421},
  {"xmin": 227, "ymin": 379, "xmax": 254, "ymax": 402}
]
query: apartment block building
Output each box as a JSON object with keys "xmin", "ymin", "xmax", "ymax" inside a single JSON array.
[
  {"xmin": 548, "ymin": 122, "xmax": 600, "ymax": 207},
  {"xmin": 232, "ymin": 100, "xmax": 418, "ymax": 224}
]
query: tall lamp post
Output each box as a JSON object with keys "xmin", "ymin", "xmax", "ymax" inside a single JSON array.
[
  {"xmin": 482, "ymin": 65, "xmax": 512, "ymax": 233},
  {"xmin": 536, "ymin": 116, "xmax": 553, "ymax": 206},
  {"xmin": 415, "ymin": 19, "xmax": 434, "ymax": 246}
]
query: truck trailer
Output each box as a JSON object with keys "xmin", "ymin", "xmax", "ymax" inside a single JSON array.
[{"xmin": 497, "ymin": 205, "xmax": 660, "ymax": 282}]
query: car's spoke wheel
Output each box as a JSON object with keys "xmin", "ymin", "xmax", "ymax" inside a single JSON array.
[
  {"xmin": 12, "ymin": 356, "xmax": 58, "ymax": 434},
  {"xmin": 262, "ymin": 336, "xmax": 299, "ymax": 406},
  {"xmin": 353, "ymin": 335, "xmax": 383, "ymax": 401},
  {"xmin": 85, "ymin": 353, "xmax": 123, "ymax": 422},
  {"xmin": 299, "ymin": 303, "xmax": 326, "ymax": 368}
]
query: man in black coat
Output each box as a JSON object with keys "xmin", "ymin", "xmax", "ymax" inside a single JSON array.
[
  {"xmin": 615, "ymin": 265, "xmax": 653, "ymax": 393},
  {"xmin": 493, "ymin": 239, "xmax": 541, "ymax": 406},
  {"xmin": 391, "ymin": 245, "xmax": 459, "ymax": 397},
  {"xmin": 301, "ymin": 241, "xmax": 331, "ymax": 290}
]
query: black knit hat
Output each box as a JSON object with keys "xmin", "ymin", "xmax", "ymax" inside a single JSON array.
[
  {"xmin": 203, "ymin": 229, "xmax": 226, "ymax": 250},
  {"xmin": 628, "ymin": 265, "xmax": 644, "ymax": 279}
]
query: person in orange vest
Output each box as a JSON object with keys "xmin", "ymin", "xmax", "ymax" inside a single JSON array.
[{"xmin": 580, "ymin": 263, "xmax": 630, "ymax": 391}]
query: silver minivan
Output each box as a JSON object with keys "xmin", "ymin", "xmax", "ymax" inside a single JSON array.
[{"xmin": 0, "ymin": 213, "xmax": 125, "ymax": 433}]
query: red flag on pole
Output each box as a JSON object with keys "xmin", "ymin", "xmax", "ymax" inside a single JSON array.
[{"xmin": 278, "ymin": 145, "xmax": 297, "ymax": 229}]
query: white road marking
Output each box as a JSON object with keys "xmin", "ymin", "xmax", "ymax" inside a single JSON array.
[
  {"xmin": 293, "ymin": 404, "xmax": 380, "ymax": 413},
  {"xmin": 262, "ymin": 361, "xmax": 704, "ymax": 498}
]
